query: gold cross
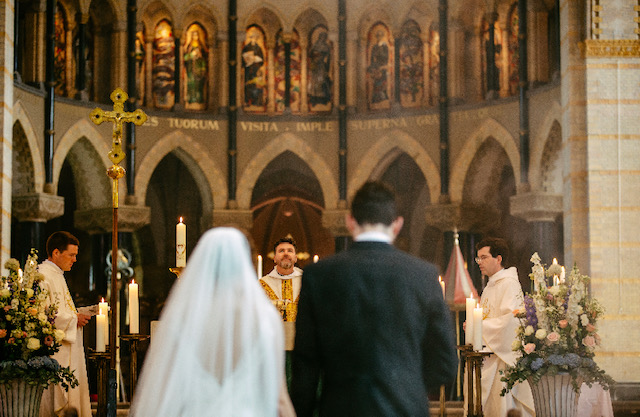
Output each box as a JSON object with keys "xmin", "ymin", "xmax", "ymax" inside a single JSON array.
[{"xmin": 90, "ymin": 88, "xmax": 147, "ymax": 165}]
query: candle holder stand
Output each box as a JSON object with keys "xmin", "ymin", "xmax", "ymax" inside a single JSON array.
[
  {"xmin": 458, "ymin": 345, "xmax": 492, "ymax": 417},
  {"xmin": 438, "ymin": 384, "xmax": 446, "ymax": 417},
  {"xmin": 120, "ymin": 334, "xmax": 150, "ymax": 399},
  {"xmin": 87, "ymin": 349, "xmax": 111, "ymax": 417},
  {"xmin": 169, "ymin": 266, "xmax": 184, "ymax": 278}
]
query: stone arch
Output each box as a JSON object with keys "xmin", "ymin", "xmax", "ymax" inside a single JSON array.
[
  {"xmin": 450, "ymin": 118, "xmax": 519, "ymax": 202},
  {"xmin": 348, "ymin": 129, "xmax": 440, "ymax": 203},
  {"xmin": 242, "ymin": 5, "xmax": 284, "ymax": 40},
  {"xmin": 53, "ymin": 119, "xmax": 112, "ymax": 193},
  {"xmin": 292, "ymin": 6, "xmax": 334, "ymax": 35},
  {"xmin": 135, "ymin": 130, "xmax": 224, "ymax": 212},
  {"xmin": 530, "ymin": 101, "xmax": 562, "ymax": 190},
  {"xmin": 13, "ymin": 101, "xmax": 44, "ymax": 192},
  {"xmin": 140, "ymin": 0, "xmax": 178, "ymax": 38},
  {"xmin": 237, "ymin": 132, "xmax": 338, "ymax": 210}
]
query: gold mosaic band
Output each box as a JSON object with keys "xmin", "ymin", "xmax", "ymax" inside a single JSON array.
[{"xmin": 583, "ymin": 39, "xmax": 640, "ymax": 58}]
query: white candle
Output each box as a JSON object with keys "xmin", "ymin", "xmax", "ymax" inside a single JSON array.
[
  {"xmin": 99, "ymin": 298, "xmax": 109, "ymax": 343},
  {"xmin": 257, "ymin": 255, "xmax": 263, "ymax": 277},
  {"xmin": 465, "ymin": 294, "xmax": 475, "ymax": 346},
  {"xmin": 129, "ymin": 280, "xmax": 139, "ymax": 333},
  {"xmin": 313, "ymin": 255, "xmax": 319, "ymax": 263},
  {"xmin": 560, "ymin": 266, "xmax": 566, "ymax": 283},
  {"xmin": 473, "ymin": 304, "xmax": 483, "ymax": 351},
  {"xmin": 439, "ymin": 276, "xmax": 445, "ymax": 299},
  {"xmin": 96, "ymin": 313, "xmax": 106, "ymax": 352},
  {"xmin": 176, "ymin": 217, "xmax": 186, "ymax": 267}
]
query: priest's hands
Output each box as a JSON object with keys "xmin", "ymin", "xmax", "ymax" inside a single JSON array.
[{"xmin": 77, "ymin": 313, "xmax": 91, "ymax": 328}]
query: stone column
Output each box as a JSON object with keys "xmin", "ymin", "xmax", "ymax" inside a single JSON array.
[
  {"xmin": 208, "ymin": 35, "xmax": 217, "ymax": 111},
  {"xmin": 266, "ymin": 38, "xmax": 276, "ymax": 113},
  {"xmin": 448, "ymin": 21, "xmax": 465, "ymax": 103},
  {"xmin": 212, "ymin": 209, "xmax": 253, "ymax": 233},
  {"xmin": 322, "ymin": 209, "xmax": 350, "ymax": 253},
  {"xmin": 345, "ymin": 30, "xmax": 357, "ymax": 110},
  {"xmin": 144, "ymin": 33, "xmax": 153, "ymax": 107},
  {"xmin": 64, "ymin": 20, "xmax": 74, "ymax": 97},
  {"xmin": 173, "ymin": 29, "xmax": 182, "ymax": 111},
  {"xmin": 357, "ymin": 34, "xmax": 368, "ymax": 111},
  {"xmin": 421, "ymin": 31, "xmax": 430, "ymax": 106},
  {"xmin": 527, "ymin": 3, "xmax": 548, "ymax": 84},
  {"xmin": 111, "ymin": 21, "xmax": 127, "ymax": 96},
  {"xmin": 509, "ymin": 192, "xmax": 563, "ymax": 268},
  {"xmin": 299, "ymin": 36, "xmax": 308, "ymax": 114},
  {"xmin": 22, "ymin": 5, "xmax": 45, "ymax": 84}
]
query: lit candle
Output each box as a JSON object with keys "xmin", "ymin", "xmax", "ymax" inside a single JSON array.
[
  {"xmin": 560, "ymin": 266, "xmax": 566, "ymax": 283},
  {"xmin": 129, "ymin": 280, "xmax": 139, "ymax": 334},
  {"xmin": 439, "ymin": 276, "xmax": 445, "ymax": 299},
  {"xmin": 313, "ymin": 255, "xmax": 319, "ymax": 263},
  {"xmin": 99, "ymin": 298, "xmax": 109, "ymax": 343},
  {"xmin": 552, "ymin": 258, "xmax": 558, "ymax": 265},
  {"xmin": 465, "ymin": 294, "xmax": 475, "ymax": 346},
  {"xmin": 18, "ymin": 268, "xmax": 23, "ymax": 280},
  {"xmin": 473, "ymin": 304, "xmax": 483, "ymax": 351},
  {"xmin": 257, "ymin": 255, "xmax": 263, "ymax": 278},
  {"xmin": 176, "ymin": 217, "xmax": 186, "ymax": 267},
  {"xmin": 553, "ymin": 276, "xmax": 559, "ymax": 287},
  {"xmin": 96, "ymin": 313, "xmax": 106, "ymax": 352}
]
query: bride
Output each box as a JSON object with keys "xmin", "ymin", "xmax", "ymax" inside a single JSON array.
[{"xmin": 130, "ymin": 227, "xmax": 293, "ymax": 416}]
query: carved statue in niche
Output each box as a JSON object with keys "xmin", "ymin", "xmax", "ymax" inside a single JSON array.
[
  {"xmin": 152, "ymin": 20, "xmax": 176, "ymax": 109},
  {"xmin": 367, "ymin": 23, "xmax": 392, "ymax": 110},
  {"xmin": 183, "ymin": 23, "xmax": 208, "ymax": 110},
  {"xmin": 242, "ymin": 25, "xmax": 267, "ymax": 111},
  {"xmin": 307, "ymin": 25, "xmax": 332, "ymax": 112},
  {"xmin": 399, "ymin": 20, "xmax": 423, "ymax": 107}
]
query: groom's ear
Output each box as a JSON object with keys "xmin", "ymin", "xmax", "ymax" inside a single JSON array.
[{"xmin": 391, "ymin": 216, "xmax": 404, "ymax": 237}]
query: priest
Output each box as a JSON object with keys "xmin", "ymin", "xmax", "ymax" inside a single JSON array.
[
  {"xmin": 259, "ymin": 237, "xmax": 303, "ymax": 322},
  {"xmin": 474, "ymin": 237, "xmax": 534, "ymax": 417}
]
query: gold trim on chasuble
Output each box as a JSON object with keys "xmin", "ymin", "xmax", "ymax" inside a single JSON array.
[{"xmin": 259, "ymin": 279, "xmax": 298, "ymax": 322}]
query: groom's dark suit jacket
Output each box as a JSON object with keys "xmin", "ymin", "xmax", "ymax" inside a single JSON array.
[{"xmin": 291, "ymin": 241, "xmax": 458, "ymax": 417}]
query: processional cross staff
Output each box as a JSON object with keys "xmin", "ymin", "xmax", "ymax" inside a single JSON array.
[{"xmin": 90, "ymin": 88, "xmax": 146, "ymax": 368}]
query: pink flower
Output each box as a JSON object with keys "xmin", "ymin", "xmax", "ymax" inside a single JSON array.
[
  {"xmin": 583, "ymin": 335, "xmax": 596, "ymax": 347},
  {"xmin": 586, "ymin": 323, "xmax": 596, "ymax": 332},
  {"xmin": 524, "ymin": 343, "xmax": 536, "ymax": 354},
  {"xmin": 546, "ymin": 293, "xmax": 554, "ymax": 301},
  {"xmin": 3, "ymin": 306, "xmax": 9, "ymax": 312},
  {"xmin": 44, "ymin": 335, "xmax": 54, "ymax": 346},
  {"xmin": 558, "ymin": 320, "xmax": 568, "ymax": 329},
  {"xmin": 547, "ymin": 332, "xmax": 560, "ymax": 343},
  {"xmin": 7, "ymin": 337, "xmax": 15, "ymax": 344}
]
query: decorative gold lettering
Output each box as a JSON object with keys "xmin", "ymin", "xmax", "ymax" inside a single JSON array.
[
  {"xmin": 296, "ymin": 122, "xmax": 333, "ymax": 132},
  {"xmin": 349, "ymin": 118, "xmax": 408, "ymax": 131},
  {"xmin": 240, "ymin": 122, "xmax": 279, "ymax": 131},
  {"xmin": 166, "ymin": 117, "xmax": 220, "ymax": 130}
]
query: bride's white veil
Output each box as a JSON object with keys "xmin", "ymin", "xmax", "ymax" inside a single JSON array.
[{"xmin": 130, "ymin": 227, "xmax": 284, "ymax": 417}]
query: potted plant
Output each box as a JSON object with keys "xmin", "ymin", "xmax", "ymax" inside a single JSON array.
[
  {"xmin": 500, "ymin": 253, "xmax": 614, "ymax": 417},
  {"xmin": 0, "ymin": 251, "xmax": 78, "ymax": 417}
]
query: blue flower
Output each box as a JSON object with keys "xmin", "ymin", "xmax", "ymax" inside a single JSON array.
[{"xmin": 531, "ymin": 358, "xmax": 545, "ymax": 371}]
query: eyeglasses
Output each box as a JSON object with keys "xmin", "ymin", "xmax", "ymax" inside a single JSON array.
[{"xmin": 475, "ymin": 255, "xmax": 493, "ymax": 264}]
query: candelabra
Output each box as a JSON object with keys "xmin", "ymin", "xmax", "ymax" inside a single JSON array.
[
  {"xmin": 120, "ymin": 334, "xmax": 150, "ymax": 399},
  {"xmin": 87, "ymin": 349, "xmax": 111, "ymax": 417},
  {"xmin": 458, "ymin": 345, "xmax": 493, "ymax": 417}
]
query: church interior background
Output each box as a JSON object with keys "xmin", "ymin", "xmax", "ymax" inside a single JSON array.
[{"xmin": 3, "ymin": 0, "xmax": 639, "ymax": 407}]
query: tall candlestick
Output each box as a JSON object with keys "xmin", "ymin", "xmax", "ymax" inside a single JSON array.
[
  {"xmin": 465, "ymin": 294, "xmax": 475, "ymax": 345},
  {"xmin": 176, "ymin": 217, "xmax": 186, "ymax": 267},
  {"xmin": 439, "ymin": 276, "xmax": 445, "ymax": 299},
  {"xmin": 473, "ymin": 304, "xmax": 483, "ymax": 351},
  {"xmin": 257, "ymin": 255, "xmax": 263, "ymax": 278},
  {"xmin": 96, "ymin": 313, "xmax": 106, "ymax": 352},
  {"xmin": 129, "ymin": 280, "xmax": 139, "ymax": 333},
  {"xmin": 313, "ymin": 255, "xmax": 319, "ymax": 263},
  {"xmin": 99, "ymin": 298, "xmax": 109, "ymax": 343}
]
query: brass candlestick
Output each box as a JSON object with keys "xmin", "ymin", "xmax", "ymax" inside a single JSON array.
[
  {"xmin": 169, "ymin": 267, "xmax": 184, "ymax": 278},
  {"xmin": 87, "ymin": 349, "xmax": 111, "ymax": 417},
  {"xmin": 120, "ymin": 334, "xmax": 150, "ymax": 399},
  {"xmin": 458, "ymin": 345, "xmax": 492, "ymax": 417}
]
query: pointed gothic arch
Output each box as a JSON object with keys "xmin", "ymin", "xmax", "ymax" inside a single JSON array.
[
  {"xmin": 236, "ymin": 133, "xmax": 338, "ymax": 210},
  {"xmin": 12, "ymin": 102, "xmax": 45, "ymax": 192}
]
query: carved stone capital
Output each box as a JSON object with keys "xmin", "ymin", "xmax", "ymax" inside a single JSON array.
[
  {"xmin": 322, "ymin": 209, "xmax": 349, "ymax": 237},
  {"xmin": 12, "ymin": 193, "xmax": 65, "ymax": 222},
  {"xmin": 510, "ymin": 192, "xmax": 563, "ymax": 223},
  {"xmin": 74, "ymin": 205, "xmax": 151, "ymax": 234},
  {"xmin": 425, "ymin": 203, "xmax": 500, "ymax": 233},
  {"xmin": 212, "ymin": 209, "xmax": 253, "ymax": 231}
]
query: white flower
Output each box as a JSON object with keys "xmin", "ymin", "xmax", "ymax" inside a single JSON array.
[
  {"xmin": 511, "ymin": 340, "xmax": 521, "ymax": 351},
  {"xmin": 38, "ymin": 313, "xmax": 47, "ymax": 323},
  {"xmin": 10, "ymin": 298, "xmax": 18, "ymax": 308},
  {"xmin": 549, "ymin": 285, "xmax": 560, "ymax": 296},
  {"xmin": 0, "ymin": 288, "xmax": 10, "ymax": 297},
  {"xmin": 54, "ymin": 329, "xmax": 65, "ymax": 341},
  {"xmin": 524, "ymin": 325, "xmax": 534, "ymax": 336},
  {"xmin": 27, "ymin": 337, "xmax": 40, "ymax": 350},
  {"xmin": 580, "ymin": 314, "xmax": 589, "ymax": 326},
  {"xmin": 26, "ymin": 288, "xmax": 34, "ymax": 298},
  {"xmin": 535, "ymin": 329, "xmax": 547, "ymax": 340}
]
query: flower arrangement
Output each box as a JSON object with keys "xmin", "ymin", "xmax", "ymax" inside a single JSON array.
[
  {"xmin": 501, "ymin": 253, "xmax": 614, "ymax": 394},
  {"xmin": 0, "ymin": 251, "xmax": 78, "ymax": 389}
]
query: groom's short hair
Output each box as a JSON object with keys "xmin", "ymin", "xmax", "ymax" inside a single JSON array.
[
  {"xmin": 46, "ymin": 231, "xmax": 79, "ymax": 257},
  {"xmin": 351, "ymin": 181, "xmax": 397, "ymax": 226}
]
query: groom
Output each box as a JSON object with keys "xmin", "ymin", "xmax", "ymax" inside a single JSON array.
[{"xmin": 291, "ymin": 181, "xmax": 458, "ymax": 416}]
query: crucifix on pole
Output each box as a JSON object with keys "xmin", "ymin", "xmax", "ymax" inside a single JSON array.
[{"xmin": 90, "ymin": 88, "xmax": 146, "ymax": 412}]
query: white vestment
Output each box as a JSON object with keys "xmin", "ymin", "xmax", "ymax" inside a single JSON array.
[
  {"xmin": 260, "ymin": 266, "xmax": 303, "ymax": 301},
  {"xmin": 38, "ymin": 260, "xmax": 91, "ymax": 417},
  {"xmin": 479, "ymin": 267, "xmax": 534, "ymax": 417}
]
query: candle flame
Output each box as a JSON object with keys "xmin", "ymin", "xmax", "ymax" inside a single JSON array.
[
  {"xmin": 553, "ymin": 258, "xmax": 558, "ymax": 265},
  {"xmin": 179, "ymin": 217, "xmax": 183, "ymax": 223},
  {"xmin": 258, "ymin": 255, "xmax": 262, "ymax": 261},
  {"xmin": 131, "ymin": 279, "xmax": 136, "ymax": 285},
  {"xmin": 101, "ymin": 297, "xmax": 105, "ymax": 303},
  {"xmin": 439, "ymin": 276, "xmax": 442, "ymax": 282},
  {"xmin": 469, "ymin": 292, "xmax": 474, "ymax": 299}
]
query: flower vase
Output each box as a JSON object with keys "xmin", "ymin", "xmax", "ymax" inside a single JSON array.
[
  {"xmin": 0, "ymin": 380, "xmax": 45, "ymax": 417},
  {"xmin": 528, "ymin": 373, "xmax": 582, "ymax": 417}
]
